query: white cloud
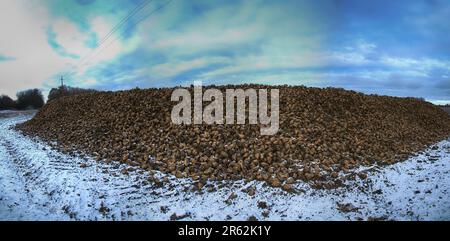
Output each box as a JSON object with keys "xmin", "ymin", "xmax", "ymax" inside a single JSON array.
[
  {"xmin": 321, "ymin": 39, "xmax": 378, "ymax": 66},
  {"xmin": 319, "ymin": 40, "xmax": 450, "ymax": 77},
  {"xmin": 381, "ymin": 56, "xmax": 450, "ymax": 72},
  {"xmin": 0, "ymin": 0, "xmax": 65, "ymax": 98},
  {"xmin": 151, "ymin": 56, "xmax": 230, "ymax": 78},
  {"xmin": 51, "ymin": 19, "xmax": 90, "ymax": 57},
  {"xmin": 131, "ymin": 0, "xmax": 325, "ymax": 86},
  {"xmin": 69, "ymin": 16, "xmax": 142, "ymax": 83},
  {"xmin": 152, "ymin": 25, "xmax": 261, "ymax": 51},
  {"xmin": 0, "ymin": 0, "xmax": 142, "ymax": 99}
]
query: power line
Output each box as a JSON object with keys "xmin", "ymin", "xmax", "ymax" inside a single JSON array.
[
  {"xmin": 62, "ymin": 0, "xmax": 154, "ymax": 79},
  {"xmin": 64, "ymin": 0, "xmax": 172, "ymax": 80},
  {"xmin": 62, "ymin": 0, "xmax": 152, "ymax": 79},
  {"xmin": 96, "ymin": 0, "xmax": 154, "ymax": 48},
  {"xmin": 125, "ymin": 0, "xmax": 173, "ymax": 37}
]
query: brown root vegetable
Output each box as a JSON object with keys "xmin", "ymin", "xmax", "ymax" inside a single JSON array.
[{"xmin": 16, "ymin": 85, "xmax": 450, "ymax": 189}]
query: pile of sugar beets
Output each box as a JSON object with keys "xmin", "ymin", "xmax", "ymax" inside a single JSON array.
[{"xmin": 17, "ymin": 85, "xmax": 450, "ymax": 190}]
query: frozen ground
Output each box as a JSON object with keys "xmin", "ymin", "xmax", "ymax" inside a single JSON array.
[{"xmin": 0, "ymin": 111, "xmax": 449, "ymax": 221}]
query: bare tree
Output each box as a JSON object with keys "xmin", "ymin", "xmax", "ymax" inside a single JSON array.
[
  {"xmin": 0, "ymin": 95, "xmax": 16, "ymax": 110},
  {"xmin": 16, "ymin": 89, "xmax": 44, "ymax": 110}
]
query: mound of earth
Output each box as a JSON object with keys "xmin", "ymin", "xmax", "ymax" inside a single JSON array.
[{"xmin": 16, "ymin": 85, "xmax": 450, "ymax": 189}]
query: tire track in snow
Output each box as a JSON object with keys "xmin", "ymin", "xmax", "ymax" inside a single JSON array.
[{"xmin": 0, "ymin": 113, "xmax": 179, "ymax": 220}]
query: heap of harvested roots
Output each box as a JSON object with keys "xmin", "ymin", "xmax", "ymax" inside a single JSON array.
[{"xmin": 17, "ymin": 85, "xmax": 450, "ymax": 189}]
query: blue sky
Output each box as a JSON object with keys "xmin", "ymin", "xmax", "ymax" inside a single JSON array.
[{"xmin": 0, "ymin": 0, "xmax": 449, "ymax": 104}]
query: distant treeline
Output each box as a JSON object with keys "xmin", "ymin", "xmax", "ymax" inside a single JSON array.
[
  {"xmin": 0, "ymin": 89, "xmax": 44, "ymax": 110},
  {"xmin": 48, "ymin": 86, "xmax": 97, "ymax": 102},
  {"xmin": 1, "ymin": 86, "xmax": 97, "ymax": 110}
]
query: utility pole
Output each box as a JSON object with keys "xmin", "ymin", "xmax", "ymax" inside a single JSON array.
[{"xmin": 60, "ymin": 76, "xmax": 64, "ymax": 88}]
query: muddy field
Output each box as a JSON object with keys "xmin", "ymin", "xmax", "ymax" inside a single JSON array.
[{"xmin": 1, "ymin": 111, "xmax": 450, "ymax": 220}]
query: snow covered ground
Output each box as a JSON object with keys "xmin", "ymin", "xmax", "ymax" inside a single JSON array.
[{"xmin": 0, "ymin": 112, "xmax": 449, "ymax": 221}]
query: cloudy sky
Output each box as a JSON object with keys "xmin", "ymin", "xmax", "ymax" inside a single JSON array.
[{"xmin": 0, "ymin": 0, "xmax": 449, "ymax": 103}]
